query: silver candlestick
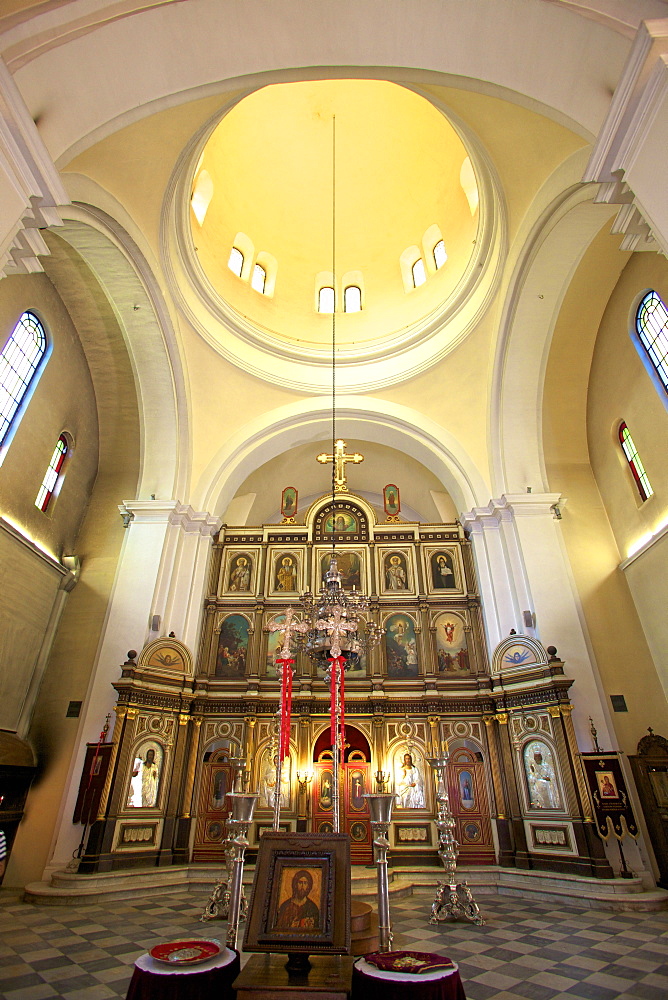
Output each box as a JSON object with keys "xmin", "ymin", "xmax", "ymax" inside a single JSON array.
[
  {"xmin": 427, "ymin": 753, "xmax": 484, "ymax": 926},
  {"xmin": 225, "ymin": 791, "xmax": 258, "ymax": 948},
  {"xmin": 364, "ymin": 792, "xmax": 395, "ymax": 951},
  {"xmin": 201, "ymin": 757, "xmax": 249, "ymax": 922}
]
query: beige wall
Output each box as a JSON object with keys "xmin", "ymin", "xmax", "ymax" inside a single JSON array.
[
  {"xmin": 544, "ymin": 239, "xmax": 668, "ymax": 752},
  {"xmin": 2, "ymin": 255, "xmax": 142, "ymax": 887}
]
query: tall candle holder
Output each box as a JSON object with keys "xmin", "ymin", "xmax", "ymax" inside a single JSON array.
[
  {"xmin": 364, "ymin": 792, "xmax": 395, "ymax": 951},
  {"xmin": 427, "ymin": 753, "xmax": 484, "ymax": 926},
  {"xmin": 374, "ymin": 770, "xmax": 390, "ymax": 792},
  {"xmin": 225, "ymin": 791, "xmax": 258, "ymax": 949},
  {"xmin": 201, "ymin": 757, "xmax": 250, "ymax": 923}
]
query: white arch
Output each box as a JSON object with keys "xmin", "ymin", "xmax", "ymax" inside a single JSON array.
[
  {"xmin": 491, "ymin": 183, "xmax": 620, "ymax": 495},
  {"xmin": 194, "ymin": 396, "xmax": 491, "ymax": 517},
  {"xmin": 56, "ymin": 205, "xmax": 188, "ymax": 500},
  {"xmin": 9, "ymin": 1, "xmax": 635, "ymax": 167}
]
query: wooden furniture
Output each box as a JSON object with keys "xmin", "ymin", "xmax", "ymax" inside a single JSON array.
[
  {"xmin": 125, "ymin": 946, "xmax": 239, "ymax": 1000},
  {"xmin": 233, "ymin": 953, "xmax": 355, "ymax": 1000},
  {"xmin": 629, "ymin": 730, "xmax": 668, "ymax": 888},
  {"xmin": 351, "ymin": 957, "xmax": 466, "ymax": 1000}
]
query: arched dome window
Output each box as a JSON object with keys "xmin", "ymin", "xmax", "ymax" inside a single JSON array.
[
  {"xmin": 0, "ymin": 311, "xmax": 47, "ymax": 448},
  {"xmin": 228, "ymin": 247, "xmax": 244, "ymax": 278},
  {"xmin": 344, "ymin": 285, "xmax": 362, "ymax": 313},
  {"xmin": 635, "ymin": 290, "xmax": 668, "ymax": 393},
  {"xmin": 318, "ymin": 286, "xmax": 335, "ymax": 313},
  {"xmin": 251, "ymin": 262, "xmax": 267, "ymax": 294},
  {"xmin": 433, "ymin": 239, "xmax": 447, "ymax": 270},
  {"xmin": 36, "ymin": 433, "xmax": 70, "ymax": 512},
  {"xmin": 411, "ymin": 258, "xmax": 427, "ymax": 288},
  {"xmin": 619, "ymin": 422, "xmax": 653, "ymax": 502}
]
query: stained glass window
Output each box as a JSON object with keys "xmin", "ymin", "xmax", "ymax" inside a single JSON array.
[
  {"xmin": 635, "ymin": 290, "xmax": 668, "ymax": 393},
  {"xmin": 36, "ymin": 434, "xmax": 69, "ymax": 512},
  {"xmin": 0, "ymin": 311, "xmax": 47, "ymax": 446},
  {"xmin": 619, "ymin": 422, "xmax": 653, "ymax": 502}
]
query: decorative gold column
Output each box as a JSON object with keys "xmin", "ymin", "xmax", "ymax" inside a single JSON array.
[
  {"xmin": 96, "ymin": 705, "xmax": 129, "ymax": 820},
  {"xmin": 181, "ymin": 718, "xmax": 203, "ymax": 819}
]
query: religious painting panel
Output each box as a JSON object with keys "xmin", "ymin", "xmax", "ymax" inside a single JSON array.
[
  {"xmin": 446, "ymin": 746, "xmax": 496, "ymax": 864},
  {"xmin": 257, "ymin": 746, "xmax": 292, "ymax": 811},
  {"xmin": 434, "ymin": 612, "xmax": 471, "ymax": 675},
  {"xmin": 281, "ymin": 486, "xmax": 298, "ymax": 520},
  {"xmin": 383, "ymin": 483, "xmax": 401, "ymax": 519},
  {"xmin": 266, "ymin": 546, "xmax": 306, "ymax": 598},
  {"xmin": 192, "ymin": 742, "xmax": 238, "ymax": 862},
  {"xmin": 220, "ymin": 547, "xmax": 260, "ymax": 596},
  {"xmin": 264, "ymin": 612, "xmax": 286, "ymax": 678},
  {"xmin": 423, "ymin": 544, "xmax": 463, "ymax": 594},
  {"xmin": 523, "ymin": 740, "xmax": 563, "ymax": 811},
  {"xmin": 383, "ymin": 612, "xmax": 419, "ymax": 678},
  {"xmin": 313, "ymin": 496, "xmax": 369, "ymax": 543},
  {"xmin": 393, "ymin": 745, "xmax": 428, "ymax": 810},
  {"xmin": 243, "ymin": 832, "xmax": 351, "ymax": 954},
  {"xmin": 314, "ymin": 545, "xmax": 368, "ymax": 594},
  {"xmin": 376, "ymin": 544, "xmax": 416, "ymax": 597},
  {"xmin": 214, "ymin": 613, "xmax": 251, "ymax": 677},
  {"xmin": 126, "ymin": 740, "xmax": 163, "ymax": 810},
  {"xmin": 316, "ymin": 650, "xmax": 367, "ymax": 680}
]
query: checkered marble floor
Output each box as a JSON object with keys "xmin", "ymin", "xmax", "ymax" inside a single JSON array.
[{"xmin": 0, "ymin": 886, "xmax": 667, "ymax": 1000}]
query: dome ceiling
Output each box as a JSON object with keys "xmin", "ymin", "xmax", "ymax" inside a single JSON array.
[{"xmin": 189, "ymin": 79, "xmax": 480, "ymax": 353}]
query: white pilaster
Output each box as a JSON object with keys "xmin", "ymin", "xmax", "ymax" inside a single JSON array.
[
  {"xmin": 47, "ymin": 499, "xmax": 187, "ymax": 873},
  {"xmin": 149, "ymin": 503, "xmax": 222, "ymax": 652},
  {"xmin": 462, "ymin": 494, "xmax": 616, "ymax": 751}
]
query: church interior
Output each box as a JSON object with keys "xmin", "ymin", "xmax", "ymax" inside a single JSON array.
[{"xmin": 1, "ymin": 1, "xmax": 668, "ymax": 997}]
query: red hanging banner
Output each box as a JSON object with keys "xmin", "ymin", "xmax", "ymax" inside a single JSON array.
[
  {"xmin": 328, "ymin": 656, "xmax": 346, "ymax": 749},
  {"xmin": 276, "ymin": 657, "xmax": 294, "ymax": 760}
]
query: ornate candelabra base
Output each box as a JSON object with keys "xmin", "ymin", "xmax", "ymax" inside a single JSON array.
[
  {"xmin": 430, "ymin": 879, "xmax": 484, "ymax": 926},
  {"xmin": 200, "ymin": 847, "xmax": 248, "ymax": 922},
  {"xmin": 427, "ymin": 753, "xmax": 485, "ymax": 927}
]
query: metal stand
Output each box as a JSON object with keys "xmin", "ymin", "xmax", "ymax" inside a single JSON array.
[
  {"xmin": 364, "ymin": 793, "xmax": 395, "ymax": 952},
  {"xmin": 225, "ymin": 792, "xmax": 258, "ymax": 949},
  {"xmin": 427, "ymin": 754, "xmax": 484, "ymax": 926},
  {"xmin": 201, "ymin": 757, "xmax": 249, "ymax": 922}
]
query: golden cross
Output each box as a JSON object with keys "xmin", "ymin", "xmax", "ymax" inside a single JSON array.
[{"xmin": 316, "ymin": 438, "xmax": 364, "ymax": 492}]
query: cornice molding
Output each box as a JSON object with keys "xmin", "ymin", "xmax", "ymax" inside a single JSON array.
[
  {"xmin": 0, "ymin": 56, "xmax": 68, "ymax": 276},
  {"xmin": 461, "ymin": 493, "xmax": 564, "ymax": 530}
]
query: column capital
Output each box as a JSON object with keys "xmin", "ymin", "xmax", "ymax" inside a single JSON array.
[
  {"xmin": 461, "ymin": 493, "xmax": 563, "ymax": 529},
  {"xmin": 118, "ymin": 499, "xmax": 221, "ymax": 535}
]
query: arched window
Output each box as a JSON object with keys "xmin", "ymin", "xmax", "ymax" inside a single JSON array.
[
  {"xmin": 433, "ymin": 240, "xmax": 447, "ymax": 270},
  {"xmin": 412, "ymin": 258, "xmax": 427, "ymax": 288},
  {"xmin": 635, "ymin": 290, "xmax": 668, "ymax": 393},
  {"xmin": 35, "ymin": 434, "xmax": 69, "ymax": 512},
  {"xmin": 619, "ymin": 422, "xmax": 653, "ymax": 502},
  {"xmin": 0, "ymin": 311, "xmax": 47, "ymax": 447},
  {"xmin": 251, "ymin": 262, "xmax": 267, "ymax": 294},
  {"xmin": 344, "ymin": 285, "xmax": 362, "ymax": 313},
  {"xmin": 228, "ymin": 247, "xmax": 244, "ymax": 277},
  {"xmin": 318, "ymin": 286, "xmax": 335, "ymax": 313}
]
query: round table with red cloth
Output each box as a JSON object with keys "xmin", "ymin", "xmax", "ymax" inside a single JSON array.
[
  {"xmin": 125, "ymin": 944, "xmax": 240, "ymax": 1000},
  {"xmin": 352, "ymin": 955, "xmax": 466, "ymax": 1000}
]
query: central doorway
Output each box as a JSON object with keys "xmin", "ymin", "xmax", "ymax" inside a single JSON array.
[{"xmin": 312, "ymin": 724, "xmax": 373, "ymax": 863}]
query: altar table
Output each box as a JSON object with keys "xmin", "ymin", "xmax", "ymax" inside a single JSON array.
[
  {"xmin": 351, "ymin": 956, "xmax": 466, "ymax": 1000},
  {"xmin": 125, "ymin": 944, "xmax": 240, "ymax": 1000},
  {"xmin": 233, "ymin": 953, "xmax": 355, "ymax": 1000}
]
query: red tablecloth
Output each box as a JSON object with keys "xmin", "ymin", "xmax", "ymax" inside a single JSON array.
[
  {"xmin": 352, "ymin": 956, "xmax": 466, "ymax": 1000},
  {"xmin": 125, "ymin": 945, "xmax": 240, "ymax": 1000}
]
